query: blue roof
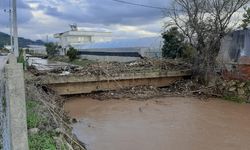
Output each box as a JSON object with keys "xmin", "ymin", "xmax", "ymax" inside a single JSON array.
[{"xmin": 75, "ymin": 37, "xmax": 163, "ymax": 50}]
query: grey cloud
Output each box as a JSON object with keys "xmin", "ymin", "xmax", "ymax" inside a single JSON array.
[
  {"xmin": 0, "ymin": 0, "xmax": 33, "ymax": 26},
  {"xmin": 39, "ymin": 0, "xmax": 170, "ymax": 25}
]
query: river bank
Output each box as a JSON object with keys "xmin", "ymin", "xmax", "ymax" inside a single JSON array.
[{"xmin": 25, "ymin": 72, "xmax": 86, "ymax": 150}]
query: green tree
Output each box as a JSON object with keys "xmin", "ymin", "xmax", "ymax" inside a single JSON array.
[
  {"xmin": 67, "ymin": 46, "xmax": 78, "ymax": 61},
  {"xmin": 241, "ymin": 7, "xmax": 250, "ymax": 29},
  {"xmin": 45, "ymin": 42, "xmax": 60, "ymax": 57},
  {"xmin": 162, "ymin": 27, "xmax": 185, "ymax": 59}
]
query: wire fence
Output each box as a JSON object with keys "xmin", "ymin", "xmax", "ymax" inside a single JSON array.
[
  {"xmin": 0, "ymin": 61, "xmax": 5, "ymax": 149},
  {"xmin": 0, "ymin": 56, "xmax": 10, "ymax": 150}
]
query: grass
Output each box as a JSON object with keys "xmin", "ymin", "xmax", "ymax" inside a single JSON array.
[
  {"xmin": 26, "ymin": 100, "xmax": 57, "ymax": 150},
  {"xmin": 223, "ymin": 95, "xmax": 246, "ymax": 103},
  {"xmin": 70, "ymin": 58, "xmax": 95, "ymax": 66},
  {"xmin": 26, "ymin": 100, "xmax": 46, "ymax": 129},
  {"xmin": 28, "ymin": 131, "xmax": 56, "ymax": 150}
]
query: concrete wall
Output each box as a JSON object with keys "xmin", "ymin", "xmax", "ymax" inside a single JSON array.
[
  {"xmin": 78, "ymin": 47, "xmax": 162, "ymax": 62},
  {"xmin": 0, "ymin": 55, "xmax": 29, "ymax": 150},
  {"xmin": 80, "ymin": 55, "xmax": 139, "ymax": 62}
]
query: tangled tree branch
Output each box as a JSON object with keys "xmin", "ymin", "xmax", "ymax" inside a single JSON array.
[{"xmin": 166, "ymin": 0, "xmax": 250, "ymax": 82}]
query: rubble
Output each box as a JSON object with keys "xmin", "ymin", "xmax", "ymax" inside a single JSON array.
[
  {"xmin": 34, "ymin": 58, "xmax": 191, "ymax": 77},
  {"xmin": 216, "ymin": 79, "xmax": 250, "ymax": 103},
  {"xmin": 28, "ymin": 58, "xmax": 250, "ymax": 103},
  {"xmin": 87, "ymin": 79, "xmax": 215, "ymax": 101}
]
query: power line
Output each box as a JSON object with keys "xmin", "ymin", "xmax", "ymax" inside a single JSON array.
[
  {"xmin": 112, "ymin": 0, "xmax": 166, "ymax": 10},
  {"xmin": 112, "ymin": 0, "xmax": 245, "ymax": 14}
]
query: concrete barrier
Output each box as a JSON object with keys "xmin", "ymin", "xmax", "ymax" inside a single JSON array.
[{"xmin": 1, "ymin": 54, "xmax": 29, "ymax": 150}]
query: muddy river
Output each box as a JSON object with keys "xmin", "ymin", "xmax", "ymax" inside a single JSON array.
[{"xmin": 64, "ymin": 97, "xmax": 250, "ymax": 150}]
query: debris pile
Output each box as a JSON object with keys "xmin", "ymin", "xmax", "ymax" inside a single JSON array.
[
  {"xmin": 44, "ymin": 58, "xmax": 191, "ymax": 77},
  {"xmin": 88, "ymin": 79, "xmax": 215, "ymax": 100}
]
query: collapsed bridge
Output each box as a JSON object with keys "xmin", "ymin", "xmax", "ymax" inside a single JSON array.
[{"xmin": 41, "ymin": 69, "xmax": 192, "ymax": 95}]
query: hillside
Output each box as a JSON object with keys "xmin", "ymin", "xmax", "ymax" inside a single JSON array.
[{"xmin": 0, "ymin": 32, "xmax": 44, "ymax": 48}]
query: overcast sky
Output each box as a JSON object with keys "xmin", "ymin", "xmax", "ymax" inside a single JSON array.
[{"xmin": 0, "ymin": 0, "xmax": 172, "ymax": 41}]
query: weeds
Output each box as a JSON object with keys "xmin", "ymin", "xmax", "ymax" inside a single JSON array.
[
  {"xmin": 26, "ymin": 100, "xmax": 57, "ymax": 149},
  {"xmin": 28, "ymin": 131, "xmax": 56, "ymax": 150},
  {"xmin": 26, "ymin": 100, "xmax": 46, "ymax": 128},
  {"xmin": 223, "ymin": 95, "xmax": 246, "ymax": 103}
]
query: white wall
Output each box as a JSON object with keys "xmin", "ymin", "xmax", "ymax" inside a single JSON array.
[{"xmin": 80, "ymin": 55, "xmax": 139, "ymax": 62}]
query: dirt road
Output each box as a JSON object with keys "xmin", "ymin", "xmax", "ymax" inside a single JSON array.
[{"xmin": 64, "ymin": 97, "xmax": 250, "ymax": 150}]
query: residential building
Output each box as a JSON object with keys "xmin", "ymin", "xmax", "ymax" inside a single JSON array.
[{"xmin": 54, "ymin": 25, "xmax": 112, "ymax": 55}]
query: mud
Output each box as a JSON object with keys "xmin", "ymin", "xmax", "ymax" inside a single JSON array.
[{"xmin": 64, "ymin": 97, "xmax": 250, "ymax": 150}]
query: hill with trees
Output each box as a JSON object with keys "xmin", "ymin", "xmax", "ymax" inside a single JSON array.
[{"xmin": 0, "ymin": 32, "xmax": 44, "ymax": 48}]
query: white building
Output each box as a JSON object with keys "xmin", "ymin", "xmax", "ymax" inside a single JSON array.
[
  {"xmin": 27, "ymin": 45, "xmax": 47, "ymax": 55},
  {"xmin": 54, "ymin": 25, "xmax": 112, "ymax": 55}
]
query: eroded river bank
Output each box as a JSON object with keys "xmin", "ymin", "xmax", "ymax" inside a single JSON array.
[{"xmin": 64, "ymin": 97, "xmax": 250, "ymax": 150}]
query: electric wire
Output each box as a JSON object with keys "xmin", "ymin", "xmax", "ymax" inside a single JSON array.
[{"xmin": 111, "ymin": 0, "xmax": 167, "ymax": 10}]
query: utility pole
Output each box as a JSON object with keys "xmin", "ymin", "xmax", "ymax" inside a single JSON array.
[
  {"xmin": 9, "ymin": 8, "xmax": 13, "ymax": 53},
  {"xmin": 12, "ymin": 0, "xmax": 19, "ymax": 57},
  {"xmin": 4, "ymin": 0, "xmax": 13, "ymax": 52}
]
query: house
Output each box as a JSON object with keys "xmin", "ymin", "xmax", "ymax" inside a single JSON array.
[
  {"xmin": 54, "ymin": 25, "xmax": 112, "ymax": 55},
  {"xmin": 218, "ymin": 29, "xmax": 250, "ymax": 79},
  {"xmin": 74, "ymin": 37, "xmax": 163, "ymax": 62}
]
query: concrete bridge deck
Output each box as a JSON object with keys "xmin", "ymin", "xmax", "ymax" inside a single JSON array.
[{"xmin": 42, "ymin": 69, "xmax": 192, "ymax": 95}]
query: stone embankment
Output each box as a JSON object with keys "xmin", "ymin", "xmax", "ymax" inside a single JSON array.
[{"xmin": 217, "ymin": 80, "xmax": 250, "ymax": 103}]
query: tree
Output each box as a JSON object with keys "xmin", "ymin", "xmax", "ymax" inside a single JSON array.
[
  {"xmin": 67, "ymin": 46, "xmax": 78, "ymax": 61},
  {"xmin": 241, "ymin": 7, "xmax": 250, "ymax": 29},
  {"xmin": 166, "ymin": 0, "xmax": 250, "ymax": 82},
  {"xmin": 162, "ymin": 27, "xmax": 185, "ymax": 59},
  {"xmin": 45, "ymin": 42, "xmax": 60, "ymax": 57}
]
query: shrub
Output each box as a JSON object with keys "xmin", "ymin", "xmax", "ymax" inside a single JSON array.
[
  {"xmin": 45, "ymin": 43, "xmax": 60, "ymax": 57},
  {"xmin": 162, "ymin": 27, "xmax": 185, "ymax": 59},
  {"xmin": 67, "ymin": 46, "xmax": 78, "ymax": 61}
]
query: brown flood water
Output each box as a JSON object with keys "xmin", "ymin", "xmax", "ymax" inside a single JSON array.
[{"xmin": 64, "ymin": 97, "xmax": 250, "ymax": 150}]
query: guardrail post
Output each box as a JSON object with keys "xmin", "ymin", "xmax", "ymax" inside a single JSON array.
[{"xmin": 4, "ymin": 54, "xmax": 29, "ymax": 150}]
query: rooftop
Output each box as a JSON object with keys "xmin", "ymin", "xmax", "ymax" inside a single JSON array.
[{"xmin": 54, "ymin": 30, "xmax": 112, "ymax": 38}]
